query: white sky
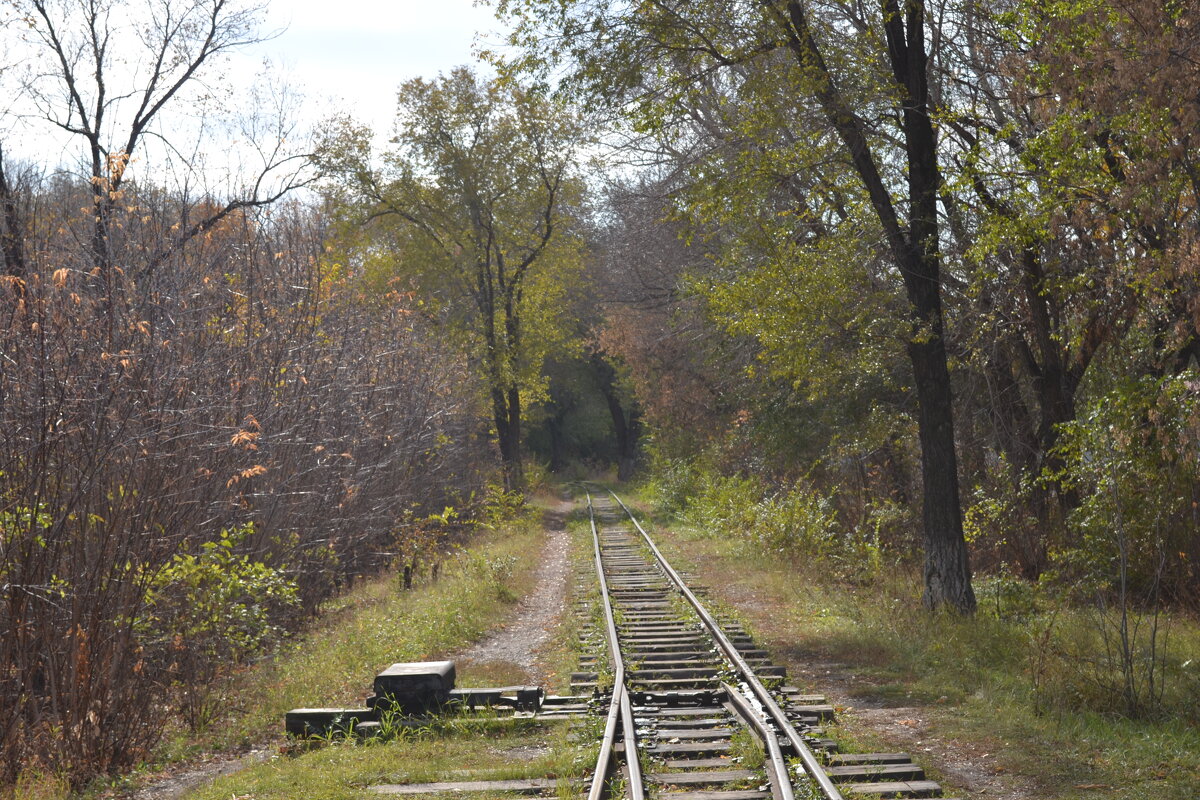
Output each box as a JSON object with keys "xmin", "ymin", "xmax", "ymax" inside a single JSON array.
[
  {"xmin": 244, "ymin": 0, "xmax": 506, "ymax": 134},
  {"xmin": 1, "ymin": 0, "xmax": 507, "ymax": 188}
]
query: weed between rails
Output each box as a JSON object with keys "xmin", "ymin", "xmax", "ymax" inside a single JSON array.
[{"xmin": 728, "ymin": 727, "xmax": 766, "ymax": 770}]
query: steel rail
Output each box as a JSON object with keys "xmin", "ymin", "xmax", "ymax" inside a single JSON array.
[
  {"xmin": 723, "ymin": 682, "xmax": 795, "ymax": 800},
  {"xmin": 586, "ymin": 491, "xmax": 645, "ymax": 800},
  {"xmin": 609, "ymin": 491, "xmax": 846, "ymax": 800}
]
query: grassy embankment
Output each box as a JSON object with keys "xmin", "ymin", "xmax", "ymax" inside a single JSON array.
[
  {"xmin": 618, "ymin": 491, "xmax": 1200, "ymax": 800},
  {"xmin": 158, "ymin": 495, "xmax": 594, "ymax": 800}
]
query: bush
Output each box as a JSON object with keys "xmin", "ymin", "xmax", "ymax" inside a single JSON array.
[
  {"xmin": 646, "ymin": 453, "xmax": 703, "ymax": 513},
  {"xmin": 684, "ymin": 474, "xmax": 762, "ymax": 536},
  {"xmin": 1045, "ymin": 373, "xmax": 1200, "ymax": 716},
  {"xmin": 670, "ymin": 465, "xmax": 866, "ymax": 574},
  {"xmin": 0, "ymin": 192, "xmax": 490, "ymax": 786},
  {"xmin": 140, "ymin": 524, "xmax": 299, "ymax": 729},
  {"xmin": 749, "ymin": 481, "xmax": 840, "ymax": 559}
]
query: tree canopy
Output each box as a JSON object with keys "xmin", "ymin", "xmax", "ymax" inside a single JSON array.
[{"xmin": 320, "ymin": 67, "xmax": 589, "ymax": 488}]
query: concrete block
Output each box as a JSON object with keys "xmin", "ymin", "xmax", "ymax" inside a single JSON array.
[
  {"xmin": 372, "ymin": 660, "xmax": 456, "ymax": 714},
  {"xmin": 515, "ymin": 686, "xmax": 544, "ymax": 711}
]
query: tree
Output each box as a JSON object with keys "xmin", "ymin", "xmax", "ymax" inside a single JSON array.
[
  {"xmin": 5, "ymin": 0, "xmax": 312, "ymax": 294},
  {"xmin": 320, "ymin": 67, "xmax": 587, "ymax": 489},
  {"xmin": 494, "ymin": 0, "xmax": 976, "ymax": 610}
]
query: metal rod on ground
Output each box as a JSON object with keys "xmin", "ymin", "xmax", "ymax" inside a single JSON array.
[
  {"xmin": 586, "ymin": 492, "xmax": 645, "ymax": 800},
  {"xmin": 609, "ymin": 491, "xmax": 846, "ymax": 800}
]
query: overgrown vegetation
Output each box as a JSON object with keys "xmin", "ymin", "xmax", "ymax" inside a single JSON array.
[
  {"xmin": 494, "ymin": 0, "xmax": 1200, "ymax": 612},
  {"xmin": 645, "ymin": 501, "xmax": 1200, "ymax": 798},
  {"xmin": 4, "ymin": 0, "xmax": 1200, "ymax": 792},
  {"xmin": 189, "ymin": 519, "xmax": 542, "ymax": 753},
  {"xmin": 647, "ymin": 464, "xmax": 1200, "ymax": 724}
]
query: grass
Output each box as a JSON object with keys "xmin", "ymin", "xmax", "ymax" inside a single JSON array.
[
  {"xmin": 59, "ymin": 512, "xmax": 560, "ymax": 800},
  {"xmin": 728, "ymin": 728, "xmax": 766, "ymax": 770},
  {"xmin": 183, "ymin": 721, "xmax": 583, "ymax": 800},
  {"xmin": 194, "ymin": 519, "xmax": 546, "ymax": 753},
  {"xmin": 618, "ymin": 488, "xmax": 1200, "ymax": 800},
  {"xmin": 164, "ymin": 493, "xmax": 600, "ymax": 800}
]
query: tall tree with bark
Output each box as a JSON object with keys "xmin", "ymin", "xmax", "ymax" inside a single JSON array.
[
  {"xmin": 320, "ymin": 68, "xmax": 587, "ymax": 489},
  {"xmin": 494, "ymin": 0, "xmax": 976, "ymax": 610}
]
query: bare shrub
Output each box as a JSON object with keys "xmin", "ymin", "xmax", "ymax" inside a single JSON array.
[{"xmin": 0, "ymin": 182, "xmax": 488, "ymax": 785}]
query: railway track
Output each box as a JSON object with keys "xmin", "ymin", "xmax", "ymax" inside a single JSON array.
[{"xmin": 579, "ymin": 489, "xmax": 956, "ymax": 800}]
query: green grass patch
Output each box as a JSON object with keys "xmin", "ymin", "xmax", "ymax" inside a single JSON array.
[
  {"xmin": 199, "ymin": 522, "xmax": 543, "ymax": 752},
  {"xmin": 177, "ymin": 494, "xmax": 601, "ymax": 800},
  {"xmin": 14, "ymin": 494, "xmax": 602, "ymax": 800},
  {"xmin": 185, "ymin": 721, "xmax": 582, "ymax": 800}
]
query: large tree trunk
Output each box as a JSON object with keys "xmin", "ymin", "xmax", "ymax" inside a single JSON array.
[
  {"xmin": 780, "ymin": 0, "xmax": 975, "ymax": 612},
  {"xmin": 898, "ymin": 18, "xmax": 976, "ymax": 613},
  {"xmin": 506, "ymin": 386, "xmax": 523, "ymax": 488},
  {"xmin": 907, "ymin": 313, "xmax": 975, "ymax": 612}
]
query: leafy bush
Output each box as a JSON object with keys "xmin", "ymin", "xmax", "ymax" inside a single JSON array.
[
  {"xmin": 669, "ymin": 465, "xmax": 865, "ymax": 573},
  {"xmin": 973, "ymin": 573, "xmax": 1043, "ymax": 623},
  {"xmin": 646, "ymin": 453, "xmax": 703, "ymax": 513},
  {"xmin": 478, "ymin": 482, "xmax": 531, "ymax": 530},
  {"xmin": 1053, "ymin": 374, "xmax": 1200, "ymax": 602},
  {"xmin": 749, "ymin": 481, "xmax": 840, "ymax": 559},
  {"xmin": 140, "ymin": 524, "xmax": 298, "ymax": 729},
  {"xmin": 1047, "ymin": 373, "xmax": 1200, "ymax": 716},
  {"xmin": 684, "ymin": 474, "xmax": 762, "ymax": 536}
]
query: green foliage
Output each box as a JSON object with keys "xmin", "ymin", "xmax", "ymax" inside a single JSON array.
[
  {"xmin": 663, "ymin": 460, "xmax": 881, "ymax": 576},
  {"xmin": 1052, "ymin": 373, "xmax": 1200, "ymax": 600},
  {"xmin": 700, "ymin": 218, "xmax": 904, "ymax": 403},
  {"xmin": 0, "ymin": 503, "xmax": 53, "ymax": 543},
  {"xmin": 755, "ymin": 481, "xmax": 839, "ymax": 558},
  {"xmin": 1044, "ymin": 373, "xmax": 1200, "ymax": 717},
  {"xmin": 140, "ymin": 524, "xmax": 298, "ymax": 729},
  {"xmin": 158, "ymin": 522, "xmax": 544, "ymax": 762},
  {"xmin": 0, "ymin": 504, "xmax": 55, "ymax": 588},
  {"xmin": 972, "ymin": 573, "xmax": 1043, "ymax": 623},
  {"xmin": 477, "ymin": 482, "xmax": 532, "ymax": 530},
  {"xmin": 684, "ymin": 473, "xmax": 763, "ymax": 538},
  {"xmin": 670, "ymin": 523, "xmax": 1200, "ymax": 793},
  {"xmin": 644, "ymin": 451, "xmax": 703, "ymax": 514},
  {"xmin": 318, "ymin": 67, "xmax": 590, "ymax": 487}
]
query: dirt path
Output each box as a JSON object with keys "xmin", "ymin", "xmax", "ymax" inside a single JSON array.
[
  {"xmin": 127, "ymin": 749, "xmax": 270, "ymax": 800},
  {"xmin": 458, "ymin": 498, "xmax": 573, "ymax": 686}
]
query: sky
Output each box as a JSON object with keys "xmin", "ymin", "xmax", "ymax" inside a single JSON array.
[
  {"xmin": 243, "ymin": 0, "xmax": 506, "ymax": 134},
  {"xmin": 2, "ymin": 0, "xmax": 508, "ymax": 186}
]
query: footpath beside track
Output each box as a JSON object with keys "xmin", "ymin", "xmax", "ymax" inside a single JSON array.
[
  {"xmin": 582, "ymin": 489, "xmax": 956, "ymax": 800},
  {"xmin": 284, "ymin": 489, "xmax": 960, "ymax": 799}
]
